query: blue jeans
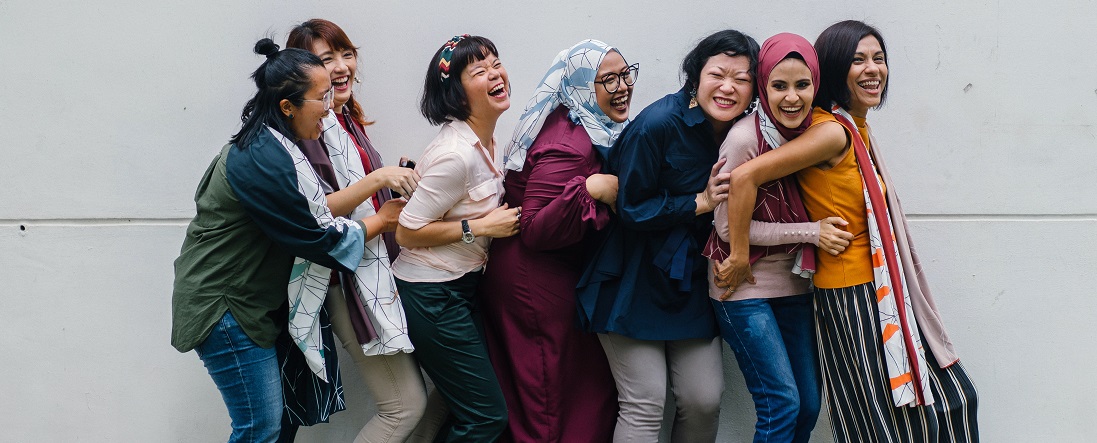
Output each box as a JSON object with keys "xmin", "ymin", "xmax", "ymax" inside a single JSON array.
[
  {"xmin": 712, "ymin": 293, "xmax": 820, "ymax": 443},
  {"xmin": 195, "ymin": 311, "xmax": 282, "ymax": 443}
]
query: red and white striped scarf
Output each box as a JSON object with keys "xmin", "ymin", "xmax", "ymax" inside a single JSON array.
[{"xmin": 830, "ymin": 104, "xmax": 933, "ymax": 407}]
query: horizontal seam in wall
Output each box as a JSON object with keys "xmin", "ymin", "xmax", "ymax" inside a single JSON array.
[
  {"xmin": 907, "ymin": 214, "xmax": 1097, "ymax": 222},
  {"xmin": 0, "ymin": 218, "xmax": 191, "ymax": 226},
  {"xmin": 2, "ymin": 214, "xmax": 1096, "ymax": 227}
]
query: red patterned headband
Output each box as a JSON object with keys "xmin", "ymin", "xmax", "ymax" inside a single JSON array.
[{"xmin": 438, "ymin": 34, "xmax": 470, "ymax": 83}]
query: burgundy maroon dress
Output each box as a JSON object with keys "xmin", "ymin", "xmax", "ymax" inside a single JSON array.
[{"xmin": 478, "ymin": 107, "xmax": 617, "ymax": 442}]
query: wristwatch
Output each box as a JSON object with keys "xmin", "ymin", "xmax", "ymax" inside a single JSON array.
[{"xmin": 461, "ymin": 219, "xmax": 475, "ymax": 244}]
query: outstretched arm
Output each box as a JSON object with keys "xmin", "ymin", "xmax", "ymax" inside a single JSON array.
[
  {"xmin": 326, "ymin": 166, "xmax": 419, "ymax": 217},
  {"xmin": 715, "ymin": 121, "xmax": 850, "ymax": 295}
]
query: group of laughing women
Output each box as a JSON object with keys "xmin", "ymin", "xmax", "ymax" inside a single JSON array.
[{"xmin": 170, "ymin": 17, "xmax": 979, "ymax": 443}]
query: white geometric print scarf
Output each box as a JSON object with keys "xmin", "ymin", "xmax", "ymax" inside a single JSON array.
[
  {"xmin": 502, "ymin": 39, "xmax": 628, "ymax": 172},
  {"xmin": 756, "ymin": 105, "xmax": 815, "ymax": 277},
  {"xmin": 830, "ymin": 104, "xmax": 934, "ymax": 407},
  {"xmin": 269, "ymin": 113, "xmax": 415, "ymax": 382}
]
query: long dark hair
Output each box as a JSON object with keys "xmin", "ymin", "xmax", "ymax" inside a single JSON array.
[
  {"xmin": 287, "ymin": 18, "xmax": 373, "ymax": 126},
  {"xmin": 419, "ymin": 35, "xmax": 499, "ymax": 126},
  {"xmin": 813, "ymin": 20, "xmax": 889, "ymax": 110},
  {"xmin": 230, "ymin": 38, "xmax": 324, "ymax": 148}
]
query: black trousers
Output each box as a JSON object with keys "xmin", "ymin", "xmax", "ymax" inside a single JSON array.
[
  {"xmin": 815, "ymin": 283, "xmax": 980, "ymax": 443},
  {"xmin": 396, "ymin": 272, "xmax": 507, "ymax": 442}
]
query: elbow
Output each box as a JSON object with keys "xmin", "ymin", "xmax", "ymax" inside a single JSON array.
[
  {"xmin": 324, "ymin": 196, "xmax": 350, "ymax": 218},
  {"xmin": 394, "ymin": 225, "xmax": 417, "ymax": 248},
  {"xmin": 729, "ymin": 166, "xmax": 760, "ymax": 192},
  {"xmin": 615, "ymin": 196, "xmax": 653, "ymax": 226}
]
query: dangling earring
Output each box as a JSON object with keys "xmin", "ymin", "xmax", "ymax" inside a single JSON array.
[
  {"xmin": 743, "ymin": 98, "xmax": 758, "ymax": 116},
  {"xmin": 353, "ymin": 76, "xmax": 361, "ymax": 84},
  {"xmin": 688, "ymin": 88, "xmax": 699, "ymax": 109}
]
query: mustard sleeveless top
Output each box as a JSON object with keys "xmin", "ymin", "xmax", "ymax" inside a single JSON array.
[{"xmin": 796, "ymin": 107, "xmax": 882, "ymax": 288}]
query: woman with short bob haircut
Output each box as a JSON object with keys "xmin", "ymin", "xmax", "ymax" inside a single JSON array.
[
  {"xmin": 391, "ymin": 35, "xmax": 519, "ymax": 442},
  {"xmin": 716, "ymin": 20, "xmax": 979, "ymax": 442},
  {"xmin": 171, "ymin": 39, "xmax": 376, "ymax": 442},
  {"xmin": 578, "ymin": 29, "xmax": 758, "ymax": 442},
  {"xmin": 275, "ymin": 19, "xmax": 426, "ymax": 442}
]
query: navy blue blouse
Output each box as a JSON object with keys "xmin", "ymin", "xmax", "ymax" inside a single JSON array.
[{"xmin": 578, "ymin": 88, "xmax": 728, "ymax": 340}]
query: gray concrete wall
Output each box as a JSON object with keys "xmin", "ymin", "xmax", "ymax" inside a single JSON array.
[{"xmin": 2, "ymin": 0, "xmax": 1093, "ymax": 441}]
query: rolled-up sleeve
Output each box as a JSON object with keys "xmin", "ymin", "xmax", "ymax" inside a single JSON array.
[
  {"xmin": 399, "ymin": 151, "xmax": 467, "ymax": 230},
  {"xmin": 226, "ymin": 131, "xmax": 364, "ymax": 274}
]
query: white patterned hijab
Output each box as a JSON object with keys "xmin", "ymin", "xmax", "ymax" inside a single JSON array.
[{"xmin": 503, "ymin": 39, "xmax": 629, "ymax": 172}]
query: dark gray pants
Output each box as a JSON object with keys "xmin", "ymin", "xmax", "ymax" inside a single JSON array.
[{"xmin": 396, "ymin": 272, "xmax": 507, "ymax": 442}]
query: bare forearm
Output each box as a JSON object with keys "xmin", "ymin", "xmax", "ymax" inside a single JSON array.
[
  {"xmin": 395, "ymin": 209, "xmax": 517, "ymax": 249},
  {"xmin": 395, "ymin": 221, "xmax": 462, "ymax": 248},
  {"xmin": 737, "ymin": 122, "xmax": 850, "ymax": 183},
  {"xmin": 726, "ymin": 173, "xmax": 757, "ymax": 260},
  {"xmin": 724, "ymin": 123, "xmax": 847, "ymax": 254},
  {"xmin": 359, "ymin": 214, "xmax": 387, "ymax": 242},
  {"xmin": 327, "ymin": 176, "xmax": 383, "ymax": 216}
]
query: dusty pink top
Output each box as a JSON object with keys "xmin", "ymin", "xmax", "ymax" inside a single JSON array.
[
  {"xmin": 392, "ymin": 120, "xmax": 505, "ymax": 282},
  {"xmin": 709, "ymin": 114, "xmax": 820, "ymax": 301}
]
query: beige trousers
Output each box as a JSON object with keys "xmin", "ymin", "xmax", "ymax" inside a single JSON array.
[{"xmin": 326, "ymin": 286, "xmax": 428, "ymax": 443}]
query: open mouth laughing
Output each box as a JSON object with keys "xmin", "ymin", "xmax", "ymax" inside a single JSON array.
[
  {"xmin": 332, "ymin": 75, "xmax": 350, "ymax": 92},
  {"xmin": 713, "ymin": 97, "xmax": 738, "ymax": 109},
  {"xmin": 779, "ymin": 104, "xmax": 803, "ymax": 118},
  {"xmin": 857, "ymin": 79, "xmax": 882, "ymax": 94},
  {"xmin": 610, "ymin": 93, "xmax": 629, "ymax": 111}
]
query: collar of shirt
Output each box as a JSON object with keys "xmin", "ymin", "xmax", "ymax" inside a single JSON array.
[
  {"xmin": 675, "ymin": 86, "xmax": 708, "ymax": 128},
  {"xmin": 447, "ymin": 119, "xmax": 503, "ymax": 177}
]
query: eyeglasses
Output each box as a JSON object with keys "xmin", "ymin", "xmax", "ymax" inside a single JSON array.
[
  {"xmin": 593, "ymin": 64, "xmax": 640, "ymax": 94},
  {"xmin": 302, "ymin": 88, "xmax": 334, "ymax": 110}
]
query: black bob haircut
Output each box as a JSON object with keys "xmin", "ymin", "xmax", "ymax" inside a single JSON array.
[
  {"xmin": 813, "ymin": 20, "xmax": 889, "ymax": 110},
  {"xmin": 680, "ymin": 29, "xmax": 760, "ymax": 93},
  {"xmin": 231, "ymin": 38, "xmax": 324, "ymax": 148},
  {"xmin": 420, "ymin": 35, "xmax": 500, "ymax": 126}
]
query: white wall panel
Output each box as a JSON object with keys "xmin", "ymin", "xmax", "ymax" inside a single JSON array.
[
  {"xmin": 3, "ymin": 221, "xmax": 1090, "ymax": 441},
  {"xmin": 905, "ymin": 219, "xmax": 1097, "ymax": 442}
]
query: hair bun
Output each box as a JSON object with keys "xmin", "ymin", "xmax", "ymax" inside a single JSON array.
[{"xmin": 254, "ymin": 38, "xmax": 280, "ymax": 59}]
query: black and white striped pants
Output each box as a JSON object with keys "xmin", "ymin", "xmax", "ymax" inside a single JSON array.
[{"xmin": 814, "ymin": 283, "xmax": 979, "ymax": 443}]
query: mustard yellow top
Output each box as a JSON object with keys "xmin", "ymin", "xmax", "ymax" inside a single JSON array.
[{"xmin": 796, "ymin": 107, "xmax": 883, "ymax": 288}]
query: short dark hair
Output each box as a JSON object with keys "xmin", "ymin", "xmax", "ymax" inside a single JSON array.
[
  {"xmin": 231, "ymin": 38, "xmax": 323, "ymax": 147},
  {"xmin": 681, "ymin": 29, "xmax": 760, "ymax": 93},
  {"xmin": 419, "ymin": 35, "xmax": 499, "ymax": 126},
  {"xmin": 813, "ymin": 20, "xmax": 889, "ymax": 110}
]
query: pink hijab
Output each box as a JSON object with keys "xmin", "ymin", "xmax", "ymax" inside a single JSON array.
[
  {"xmin": 747, "ymin": 33, "xmax": 819, "ymax": 268},
  {"xmin": 756, "ymin": 33, "xmax": 820, "ymax": 142}
]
